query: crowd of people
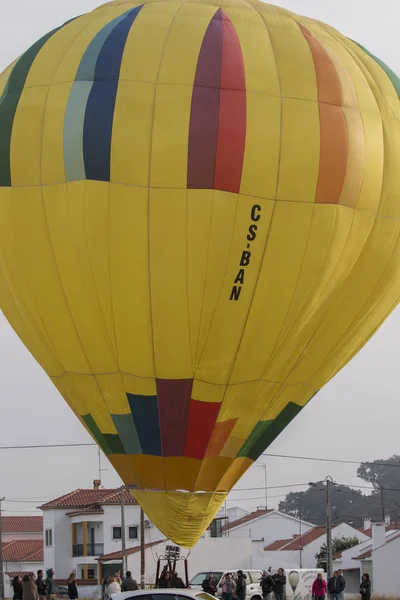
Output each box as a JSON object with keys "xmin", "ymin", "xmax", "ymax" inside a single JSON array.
[
  {"xmin": 102, "ymin": 570, "xmax": 138, "ymax": 599},
  {"xmin": 202, "ymin": 568, "xmax": 371, "ymax": 600},
  {"xmin": 11, "ymin": 569, "xmax": 74, "ymax": 600}
]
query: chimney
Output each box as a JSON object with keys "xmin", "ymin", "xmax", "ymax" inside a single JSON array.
[
  {"xmin": 364, "ymin": 518, "xmax": 371, "ymax": 531},
  {"xmin": 93, "ymin": 479, "xmax": 101, "ymax": 489},
  {"xmin": 371, "ymin": 522, "xmax": 386, "ymax": 550}
]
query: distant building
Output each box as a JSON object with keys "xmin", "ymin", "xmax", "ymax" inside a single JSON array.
[
  {"xmin": 2, "ymin": 516, "xmax": 43, "ymax": 542},
  {"xmin": 264, "ymin": 522, "xmax": 370, "ymax": 570}
]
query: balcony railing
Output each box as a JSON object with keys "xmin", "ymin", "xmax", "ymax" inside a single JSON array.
[{"xmin": 72, "ymin": 543, "xmax": 104, "ymax": 557}]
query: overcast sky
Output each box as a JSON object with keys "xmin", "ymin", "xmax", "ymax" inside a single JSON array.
[{"xmin": 0, "ymin": 0, "xmax": 399, "ymax": 518}]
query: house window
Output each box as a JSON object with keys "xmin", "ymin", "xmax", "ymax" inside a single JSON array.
[
  {"xmin": 45, "ymin": 528, "xmax": 53, "ymax": 547},
  {"xmin": 112, "ymin": 526, "xmax": 122, "ymax": 539},
  {"xmin": 128, "ymin": 526, "xmax": 138, "ymax": 540},
  {"xmin": 88, "ymin": 569, "xmax": 95, "ymax": 580}
]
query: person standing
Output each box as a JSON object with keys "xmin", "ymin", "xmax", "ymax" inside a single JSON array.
[
  {"xmin": 337, "ymin": 570, "xmax": 345, "ymax": 600},
  {"xmin": 45, "ymin": 569, "xmax": 55, "ymax": 600},
  {"xmin": 158, "ymin": 572, "xmax": 172, "ymax": 589},
  {"xmin": 12, "ymin": 576, "xmax": 23, "ymax": 600},
  {"xmin": 121, "ymin": 572, "xmax": 138, "ymax": 592},
  {"xmin": 220, "ymin": 573, "xmax": 236, "ymax": 600},
  {"xmin": 202, "ymin": 574, "xmax": 217, "ymax": 596},
  {"xmin": 328, "ymin": 571, "xmax": 340, "ymax": 600},
  {"xmin": 67, "ymin": 573, "xmax": 78, "ymax": 600},
  {"xmin": 105, "ymin": 577, "xmax": 121, "ymax": 597},
  {"xmin": 272, "ymin": 568, "xmax": 286, "ymax": 600},
  {"xmin": 359, "ymin": 574, "xmax": 371, "ymax": 600},
  {"xmin": 22, "ymin": 574, "xmax": 38, "ymax": 600},
  {"xmin": 36, "ymin": 571, "xmax": 47, "ymax": 600},
  {"xmin": 260, "ymin": 570, "xmax": 275, "ymax": 600},
  {"xmin": 312, "ymin": 573, "xmax": 327, "ymax": 600},
  {"xmin": 170, "ymin": 571, "xmax": 185, "ymax": 588},
  {"xmin": 236, "ymin": 571, "xmax": 247, "ymax": 600}
]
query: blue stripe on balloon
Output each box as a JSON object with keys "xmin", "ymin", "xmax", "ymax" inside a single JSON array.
[
  {"xmin": 127, "ymin": 393, "xmax": 162, "ymax": 456},
  {"xmin": 83, "ymin": 5, "xmax": 143, "ymax": 182}
]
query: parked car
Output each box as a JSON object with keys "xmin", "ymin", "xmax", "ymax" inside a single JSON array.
[
  {"xmin": 111, "ymin": 590, "xmax": 216, "ymax": 600},
  {"xmin": 189, "ymin": 570, "xmax": 263, "ymax": 600},
  {"xmin": 55, "ymin": 586, "xmax": 69, "ymax": 599}
]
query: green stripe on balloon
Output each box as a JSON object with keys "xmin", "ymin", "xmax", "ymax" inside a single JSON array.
[
  {"xmin": 352, "ymin": 40, "xmax": 400, "ymax": 99},
  {"xmin": 82, "ymin": 413, "xmax": 126, "ymax": 455},
  {"xmin": 0, "ymin": 17, "xmax": 77, "ymax": 187},
  {"xmin": 237, "ymin": 402, "xmax": 302, "ymax": 461}
]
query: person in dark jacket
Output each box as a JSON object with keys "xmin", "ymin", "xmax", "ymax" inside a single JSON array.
[
  {"xmin": 36, "ymin": 571, "xmax": 47, "ymax": 600},
  {"xmin": 67, "ymin": 574, "xmax": 78, "ymax": 600},
  {"xmin": 202, "ymin": 574, "xmax": 217, "ymax": 596},
  {"xmin": 260, "ymin": 571, "xmax": 275, "ymax": 600},
  {"xmin": 121, "ymin": 572, "xmax": 138, "ymax": 592},
  {"xmin": 45, "ymin": 570, "xmax": 55, "ymax": 600},
  {"xmin": 328, "ymin": 571, "xmax": 345, "ymax": 600},
  {"xmin": 359, "ymin": 574, "xmax": 371, "ymax": 600},
  {"xmin": 12, "ymin": 576, "xmax": 23, "ymax": 600},
  {"xmin": 236, "ymin": 571, "xmax": 247, "ymax": 600},
  {"xmin": 272, "ymin": 569, "xmax": 286, "ymax": 600},
  {"xmin": 158, "ymin": 572, "xmax": 172, "ymax": 589},
  {"xmin": 170, "ymin": 572, "xmax": 185, "ymax": 588}
]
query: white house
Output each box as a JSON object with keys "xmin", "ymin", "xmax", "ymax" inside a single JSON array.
[
  {"xmin": 264, "ymin": 523, "xmax": 370, "ymax": 570},
  {"xmin": 39, "ymin": 481, "xmax": 165, "ymax": 584},
  {"xmin": 344, "ymin": 521, "xmax": 400, "ymax": 596},
  {"xmin": 222, "ymin": 509, "xmax": 315, "ymax": 544}
]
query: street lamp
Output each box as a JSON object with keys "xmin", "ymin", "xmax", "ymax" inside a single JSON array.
[
  {"xmin": 253, "ymin": 463, "xmax": 268, "ymax": 509},
  {"xmin": 309, "ymin": 476, "xmax": 334, "ymax": 578}
]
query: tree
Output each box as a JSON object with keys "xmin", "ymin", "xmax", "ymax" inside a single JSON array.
[
  {"xmin": 314, "ymin": 536, "xmax": 359, "ymax": 569},
  {"xmin": 357, "ymin": 455, "xmax": 400, "ymax": 490}
]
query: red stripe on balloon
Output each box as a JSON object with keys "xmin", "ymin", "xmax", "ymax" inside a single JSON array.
[
  {"xmin": 187, "ymin": 9, "xmax": 223, "ymax": 189},
  {"xmin": 187, "ymin": 9, "xmax": 246, "ymax": 193},
  {"xmin": 214, "ymin": 11, "xmax": 246, "ymax": 193},
  {"xmin": 184, "ymin": 400, "xmax": 221, "ymax": 459}
]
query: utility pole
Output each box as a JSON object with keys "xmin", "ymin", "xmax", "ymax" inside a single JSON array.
[
  {"xmin": 379, "ymin": 486, "xmax": 385, "ymax": 522},
  {"xmin": 326, "ymin": 478, "xmax": 333, "ymax": 579},
  {"xmin": 140, "ymin": 508, "xmax": 145, "ymax": 589},
  {"xmin": 0, "ymin": 497, "xmax": 5, "ymax": 600},
  {"xmin": 299, "ymin": 492, "xmax": 303, "ymax": 568},
  {"xmin": 120, "ymin": 486, "xmax": 127, "ymax": 575}
]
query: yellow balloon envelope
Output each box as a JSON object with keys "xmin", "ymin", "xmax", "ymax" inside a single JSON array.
[{"xmin": 0, "ymin": 0, "xmax": 400, "ymax": 547}]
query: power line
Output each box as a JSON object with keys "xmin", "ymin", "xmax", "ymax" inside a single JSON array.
[
  {"xmin": 263, "ymin": 452, "xmax": 400, "ymax": 468},
  {"xmin": 0, "ymin": 442, "xmax": 95, "ymax": 450}
]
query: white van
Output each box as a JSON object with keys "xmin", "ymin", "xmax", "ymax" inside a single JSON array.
[
  {"xmin": 283, "ymin": 569, "xmax": 325, "ymax": 600},
  {"xmin": 189, "ymin": 570, "xmax": 263, "ymax": 600}
]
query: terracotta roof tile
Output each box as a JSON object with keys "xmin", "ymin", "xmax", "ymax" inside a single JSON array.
[
  {"xmin": 281, "ymin": 526, "xmax": 337, "ymax": 550},
  {"xmin": 66, "ymin": 504, "xmax": 105, "ymax": 516},
  {"xmin": 221, "ymin": 509, "xmax": 273, "ymax": 534},
  {"xmin": 40, "ymin": 488, "xmax": 137, "ymax": 510},
  {"xmin": 264, "ymin": 538, "xmax": 293, "ymax": 551},
  {"xmin": 2, "ymin": 540, "xmax": 43, "ymax": 562},
  {"xmin": 1, "ymin": 516, "xmax": 43, "ymax": 533},
  {"xmin": 99, "ymin": 539, "xmax": 166, "ymax": 562}
]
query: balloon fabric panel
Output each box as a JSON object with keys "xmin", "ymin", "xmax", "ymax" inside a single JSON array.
[{"xmin": 0, "ymin": 0, "xmax": 399, "ymax": 547}]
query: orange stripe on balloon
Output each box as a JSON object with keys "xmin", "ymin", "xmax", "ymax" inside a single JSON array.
[
  {"xmin": 299, "ymin": 24, "xmax": 348, "ymax": 205},
  {"xmin": 213, "ymin": 10, "xmax": 246, "ymax": 194},
  {"xmin": 204, "ymin": 419, "xmax": 237, "ymax": 458}
]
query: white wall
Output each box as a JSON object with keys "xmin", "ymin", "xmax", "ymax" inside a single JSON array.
[
  {"xmin": 124, "ymin": 536, "xmax": 254, "ymax": 584},
  {"xmin": 372, "ymin": 534, "xmax": 400, "ymax": 595},
  {"xmin": 260, "ymin": 550, "xmax": 301, "ymax": 570},
  {"xmin": 228, "ymin": 512, "xmax": 314, "ymax": 545}
]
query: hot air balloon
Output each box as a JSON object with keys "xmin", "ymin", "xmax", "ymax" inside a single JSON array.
[{"xmin": 0, "ymin": 0, "xmax": 399, "ymax": 548}]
